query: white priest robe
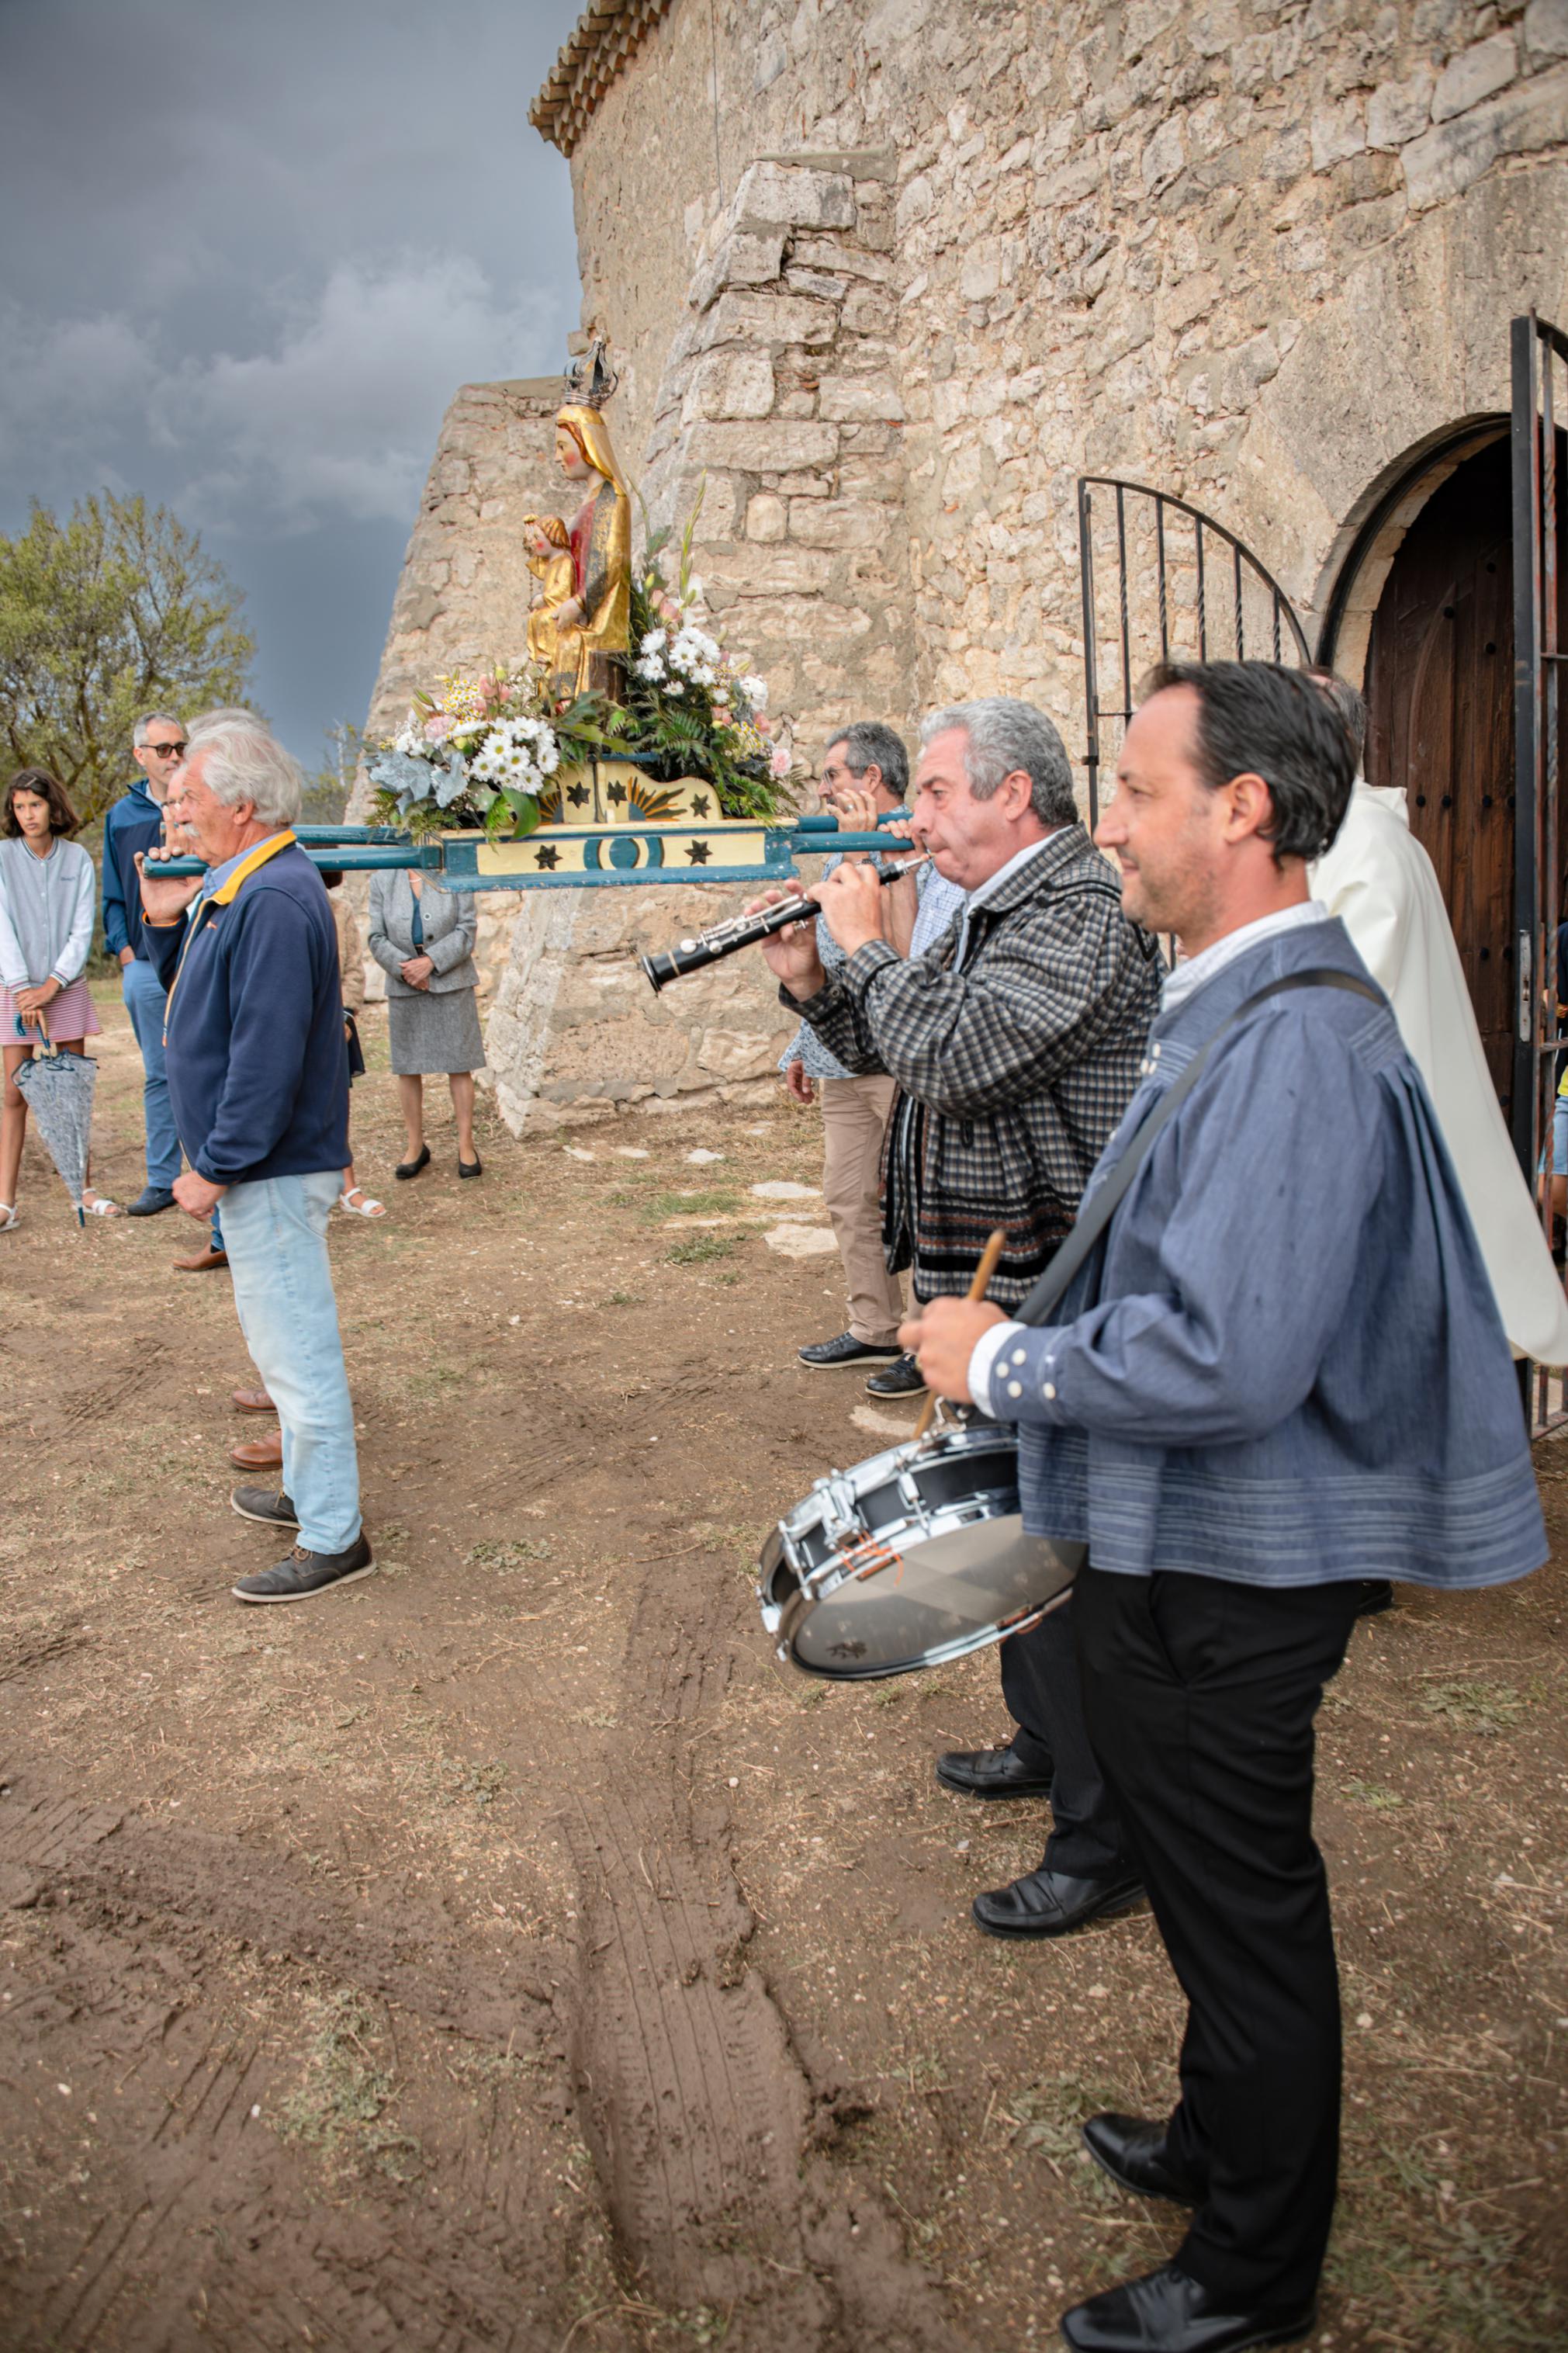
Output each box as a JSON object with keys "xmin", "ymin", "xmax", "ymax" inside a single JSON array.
[{"xmin": 1310, "ymin": 781, "xmax": 1568, "ymax": 1366}]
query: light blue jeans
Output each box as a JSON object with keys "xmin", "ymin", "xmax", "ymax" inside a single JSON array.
[
  {"xmin": 121, "ymin": 955, "xmax": 182, "ymax": 1187},
  {"xmin": 220, "ymin": 1170, "xmax": 362, "ymax": 1554}
]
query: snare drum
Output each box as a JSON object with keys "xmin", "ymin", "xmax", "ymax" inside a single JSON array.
[{"xmin": 759, "ymin": 1422, "xmax": 1082, "ymax": 1679}]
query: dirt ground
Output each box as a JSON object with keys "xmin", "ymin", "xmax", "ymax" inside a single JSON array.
[{"xmin": 1, "ymin": 981, "xmax": 1565, "ymax": 2353}]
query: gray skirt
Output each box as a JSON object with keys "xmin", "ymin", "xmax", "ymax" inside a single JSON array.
[{"xmin": 387, "ymin": 984, "xmax": 485, "ymax": 1076}]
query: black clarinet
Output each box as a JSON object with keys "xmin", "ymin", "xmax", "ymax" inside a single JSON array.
[{"xmin": 639, "ymin": 853, "xmax": 930, "ymax": 993}]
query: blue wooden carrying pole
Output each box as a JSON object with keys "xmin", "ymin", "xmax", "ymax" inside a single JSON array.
[{"xmin": 147, "ymin": 811, "xmax": 906, "ymax": 888}]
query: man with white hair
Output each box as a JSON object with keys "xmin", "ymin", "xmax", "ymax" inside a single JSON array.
[
  {"xmin": 760, "ymin": 695, "xmax": 1162, "ymax": 1942},
  {"xmin": 138, "ymin": 710, "xmax": 372, "ymax": 1604}
]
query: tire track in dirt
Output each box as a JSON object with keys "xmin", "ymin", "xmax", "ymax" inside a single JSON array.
[
  {"xmin": 563, "ymin": 1580, "xmax": 971, "ymax": 2351},
  {"xmin": 0, "ymin": 1764, "xmax": 614, "ymax": 2353}
]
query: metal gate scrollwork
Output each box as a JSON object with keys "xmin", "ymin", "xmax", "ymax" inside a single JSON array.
[{"xmin": 1076, "ymin": 476, "xmax": 1312, "ymax": 830}]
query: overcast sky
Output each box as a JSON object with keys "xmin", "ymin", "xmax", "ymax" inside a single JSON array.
[{"xmin": 0, "ymin": 0, "xmax": 587, "ymax": 771}]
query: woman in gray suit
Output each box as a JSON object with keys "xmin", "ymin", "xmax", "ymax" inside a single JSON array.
[{"xmin": 367, "ymin": 865, "xmax": 484, "ymax": 1179}]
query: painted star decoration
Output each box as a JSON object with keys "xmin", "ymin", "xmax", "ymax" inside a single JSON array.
[
  {"xmin": 533, "ymin": 844, "xmax": 561, "ymax": 870},
  {"xmin": 566, "ymin": 782, "xmax": 590, "ymax": 809},
  {"xmin": 688, "ymin": 793, "xmax": 711, "ymax": 818},
  {"xmin": 685, "ymin": 840, "xmax": 711, "ymax": 865},
  {"xmin": 606, "ymin": 782, "xmax": 628, "ymax": 807}
]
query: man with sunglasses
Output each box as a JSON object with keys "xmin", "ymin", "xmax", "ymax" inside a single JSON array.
[{"xmin": 103, "ymin": 713, "xmax": 189, "ymax": 1216}]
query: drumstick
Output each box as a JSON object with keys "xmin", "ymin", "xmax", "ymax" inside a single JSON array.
[{"xmin": 912, "ymin": 1226, "xmax": 1009, "ymax": 1440}]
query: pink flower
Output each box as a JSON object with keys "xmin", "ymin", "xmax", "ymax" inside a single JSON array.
[
  {"xmin": 770, "ymin": 748, "xmax": 791, "ymax": 778},
  {"xmin": 424, "ymin": 714, "xmax": 451, "ymax": 742},
  {"xmin": 753, "ymin": 714, "xmax": 773, "ymax": 737}
]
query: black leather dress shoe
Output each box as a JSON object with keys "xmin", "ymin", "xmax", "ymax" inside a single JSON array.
[
  {"xmin": 1060, "ymin": 2261, "xmax": 1314, "ymax": 2351},
  {"xmin": 935, "ymin": 1744, "xmax": 1054, "ymax": 1799},
  {"xmin": 971, "ymin": 1864, "xmax": 1142, "ymax": 1940},
  {"xmin": 798, "ymin": 1329, "xmax": 902, "ymax": 1370},
  {"xmin": 1082, "ymin": 2112, "xmax": 1205, "ymax": 2206},
  {"xmin": 864, "ymin": 1350, "xmax": 927, "ymax": 1398},
  {"xmin": 233, "ymin": 1534, "xmax": 375, "ymax": 1606}
]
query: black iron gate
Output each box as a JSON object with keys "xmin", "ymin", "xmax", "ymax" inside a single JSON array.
[
  {"xmin": 1076, "ymin": 476, "xmax": 1311, "ymax": 827},
  {"xmin": 1511, "ymin": 310, "xmax": 1568, "ymax": 1434}
]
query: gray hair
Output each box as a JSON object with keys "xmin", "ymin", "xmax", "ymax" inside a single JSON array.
[
  {"xmin": 919, "ymin": 696, "xmax": 1078, "ymax": 827},
  {"xmin": 133, "ymin": 711, "xmax": 182, "ymax": 746},
  {"xmin": 826, "ymin": 719, "xmax": 909, "ymax": 800},
  {"xmin": 1305, "ymin": 667, "xmax": 1367, "ymax": 769},
  {"xmin": 185, "ymin": 709, "xmax": 303, "ymax": 826}
]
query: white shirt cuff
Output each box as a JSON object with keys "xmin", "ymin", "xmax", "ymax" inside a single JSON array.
[{"xmin": 969, "ymin": 1319, "xmax": 1024, "ymax": 1418}]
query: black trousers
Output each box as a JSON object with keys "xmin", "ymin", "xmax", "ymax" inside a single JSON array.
[
  {"xmin": 999, "ymin": 1598, "xmax": 1128, "ymax": 1879},
  {"xmin": 1075, "ymin": 1564, "xmax": 1361, "ymax": 2314}
]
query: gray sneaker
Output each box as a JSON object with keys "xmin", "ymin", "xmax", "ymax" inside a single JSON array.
[
  {"xmin": 233, "ymin": 1535, "xmax": 375, "ymax": 1605},
  {"xmin": 230, "ymin": 1486, "xmax": 299, "ymax": 1528}
]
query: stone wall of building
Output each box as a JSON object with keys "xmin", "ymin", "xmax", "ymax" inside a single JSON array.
[
  {"xmin": 366, "ymin": 0, "xmax": 1568, "ymax": 1131},
  {"xmin": 559, "ymin": 0, "xmax": 1568, "ymax": 774}
]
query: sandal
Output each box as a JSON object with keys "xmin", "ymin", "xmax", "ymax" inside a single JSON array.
[
  {"xmin": 339, "ymin": 1185, "xmax": 387, "ymax": 1218},
  {"xmin": 0, "ymin": 1204, "xmax": 17, "ymax": 1232},
  {"xmin": 81, "ymin": 1193, "xmax": 123, "ymax": 1216}
]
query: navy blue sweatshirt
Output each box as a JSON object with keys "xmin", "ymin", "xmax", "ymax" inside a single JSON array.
[
  {"xmin": 102, "ymin": 777, "xmax": 167, "ymax": 962},
  {"xmin": 143, "ymin": 837, "xmax": 349, "ymax": 1184}
]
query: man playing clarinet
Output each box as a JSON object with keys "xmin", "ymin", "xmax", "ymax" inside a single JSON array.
[
  {"xmin": 756, "ymin": 695, "xmax": 1163, "ymax": 1943},
  {"xmin": 906, "ymin": 660, "xmax": 1544, "ymax": 2353}
]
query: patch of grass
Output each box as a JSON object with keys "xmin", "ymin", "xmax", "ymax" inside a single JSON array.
[
  {"xmin": 604, "ymin": 1288, "xmax": 640, "ymax": 1306},
  {"xmin": 1417, "ymin": 1677, "xmax": 1525, "ymax": 1734},
  {"xmin": 405, "ymin": 1360, "xmax": 466, "ymax": 1401},
  {"xmin": 1006, "ymin": 2071, "xmax": 1124, "ymax": 2195},
  {"xmin": 420, "ymin": 1755, "xmax": 510, "ymax": 1810},
  {"xmin": 277, "ymin": 1991, "xmax": 421, "ymax": 2181},
  {"xmin": 467, "ymin": 1537, "xmax": 551, "ymax": 1571},
  {"xmin": 1340, "ymin": 1777, "xmax": 1405, "ymax": 1810},
  {"xmin": 711, "ymin": 1270, "xmax": 742, "ymax": 1286},
  {"xmin": 667, "ymin": 1234, "xmax": 736, "ymax": 1266},
  {"xmin": 638, "ymin": 1187, "xmax": 741, "ymax": 1224}
]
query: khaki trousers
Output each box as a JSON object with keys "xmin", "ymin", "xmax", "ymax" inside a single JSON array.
[{"xmin": 819, "ymin": 1073, "xmax": 905, "ymax": 1344}]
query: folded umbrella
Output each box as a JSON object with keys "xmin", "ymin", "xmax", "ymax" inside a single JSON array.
[{"xmin": 13, "ymin": 1037, "xmax": 97, "ymax": 1226}]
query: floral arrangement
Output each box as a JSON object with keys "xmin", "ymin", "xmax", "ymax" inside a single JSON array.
[
  {"xmin": 365, "ymin": 667, "xmax": 616, "ymax": 841},
  {"xmin": 622, "ymin": 490, "xmax": 794, "ymax": 823},
  {"xmin": 365, "ymin": 487, "xmax": 797, "ymax": 837}
]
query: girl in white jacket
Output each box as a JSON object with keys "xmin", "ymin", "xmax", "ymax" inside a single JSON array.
[{"xmin": 0, "ymin": 768, "xmax": 120, "ymax": 1227}]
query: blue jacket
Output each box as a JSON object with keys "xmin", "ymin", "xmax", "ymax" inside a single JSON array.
[
  {"xmin": 984, "ymin": 917, "xmax": 1545, "ymax": 1590},
  {"xmin": 102, "ymin": 777, "xmax": 167, "ymax": 962},
  {"xmin": 143, "ymin": 837, "xmax": 348, "ymax": 1185}
]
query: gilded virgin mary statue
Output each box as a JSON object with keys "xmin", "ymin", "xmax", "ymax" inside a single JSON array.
[{"xmin": 535, "ymin": 344, "xmax": 632, "ymax": 703}]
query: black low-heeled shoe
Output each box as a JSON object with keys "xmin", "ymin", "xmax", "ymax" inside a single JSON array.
[
  {"xmin": 395, "ymin": 1144, "xmax": 431, "ymax": 1180},
  {"xmin": 458, "ymin": 1154, "xmax": 483, "ymax": 1179}
]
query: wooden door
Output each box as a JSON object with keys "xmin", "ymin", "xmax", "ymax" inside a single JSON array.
[{"xmin": 1366, "ymin": 436, "xmax": 1516, "ymax": 1108}]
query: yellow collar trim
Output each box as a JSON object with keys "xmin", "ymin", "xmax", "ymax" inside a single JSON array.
[{"xmin": 209, "ymin": 830, "xmax": 296, "ymax": 905}]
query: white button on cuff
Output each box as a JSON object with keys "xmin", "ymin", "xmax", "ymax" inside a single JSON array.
[
  {"xmin": 1007, "ymin": 1380, "xmax": 1023, "ymax": 1399},
  {"xmin": 1044, "ymin": 1382, "xmax": 1057, "ymax": 1401},
  {"xmin": 1011, "ymin": 1348, "xmax": 1026, "ymax": 1367}
]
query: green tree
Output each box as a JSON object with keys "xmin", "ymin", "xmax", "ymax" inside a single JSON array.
[{"xmin": 0, "ymin": 492, "xmax": 256, "ymax": 822}]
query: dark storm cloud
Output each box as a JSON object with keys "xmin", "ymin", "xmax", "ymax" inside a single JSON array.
[{"xmin": 0, "ymin": 0, "xmax": 587, "ymax": 757}]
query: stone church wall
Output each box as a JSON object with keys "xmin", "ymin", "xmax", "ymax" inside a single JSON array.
[
  {"xmin": 367, "ymin": 0, "xmax": 1568, "ymax": 1131},
  {"xmin": 564, "ymin": 0, "xmax": 1568, "ymax": 769}
]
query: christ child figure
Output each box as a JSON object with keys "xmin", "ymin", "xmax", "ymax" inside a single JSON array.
[{"xmin": 523, "ymin": 513, "xmax": 579, "ymax": 692}]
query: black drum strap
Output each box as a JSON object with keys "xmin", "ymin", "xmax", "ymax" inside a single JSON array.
[{"xmin": 1012, "ymin": 966, "xmax": 1381, "ymax": 1332}]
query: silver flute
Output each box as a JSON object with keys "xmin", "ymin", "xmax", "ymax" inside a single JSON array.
[{"xmin": 639, "ymin": 852, "xmax": 933, "ymax": 993}]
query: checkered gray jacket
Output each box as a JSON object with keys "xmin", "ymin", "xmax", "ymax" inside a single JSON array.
[{"xmin": 790, "ymin": 824, "xmax": 1164, "ymax": 1307}]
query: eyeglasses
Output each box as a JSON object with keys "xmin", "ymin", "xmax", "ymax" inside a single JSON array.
[{"xmin": 145, "ymin": 740, "xmax": 187, "ymax": 760}]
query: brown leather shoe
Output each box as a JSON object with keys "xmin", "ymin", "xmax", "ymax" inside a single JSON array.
[
  {"xmin": 174, "ymin": 1245, "xmax": 229, "ymax": 1274},
  {"xmin": 232, "ymin": 1388, "xmax": 274, "ymax": 1413},
  {"xmin": 230, "ymin": 1431, "xmax": 283, "ymax": 1472}
]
